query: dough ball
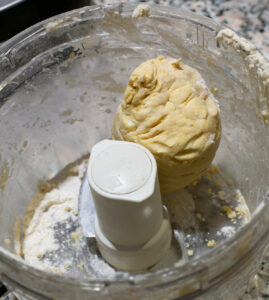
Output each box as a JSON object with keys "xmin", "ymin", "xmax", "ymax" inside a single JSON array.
[{"xmin": 112, "ymin": 57, "xmax": 221, "ymax": 193}]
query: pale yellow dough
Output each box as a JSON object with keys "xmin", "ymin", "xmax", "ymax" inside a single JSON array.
[{"xmin": 112, "ymin": 57, "xmax": 221, "ymax": 193}]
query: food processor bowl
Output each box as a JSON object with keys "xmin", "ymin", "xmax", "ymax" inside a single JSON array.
[{"xmin": 0, "ymin": 3, "xmax": 268, "ymax": 299}]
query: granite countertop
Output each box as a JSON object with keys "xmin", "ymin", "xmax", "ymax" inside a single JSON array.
[
  {"xmin": 91, "ymin": 1, "xmax": 269, "ymax": 299},
  {"xmin": 93, "ymin": 0, "xmax": 269, "ymax": 60}
]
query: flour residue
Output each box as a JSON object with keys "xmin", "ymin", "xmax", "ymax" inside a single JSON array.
[
  {"xmin": 217, "ymin": 28, "xmax": 269, "ymax": 123},
  {"xmin": 18, "ymin": 159, "xmax": 250, "ymax": 275},
  {"xmin": 21, "ymin": 160, "xmax": 88, "ymax": 274}
]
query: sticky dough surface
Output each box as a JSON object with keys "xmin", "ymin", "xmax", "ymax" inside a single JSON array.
[{"xmin": 112, "ymin": 57, "xmax": 221, "ymax": 193}]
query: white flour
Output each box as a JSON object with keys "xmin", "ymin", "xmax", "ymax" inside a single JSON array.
[{"xmin": 22, "ymin": 161, "xmax": 87, "ymax": 274}]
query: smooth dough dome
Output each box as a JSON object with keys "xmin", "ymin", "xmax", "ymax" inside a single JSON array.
[{"xmin": 112, "ymin": 57, "xmax": 221, "ymax": 194}]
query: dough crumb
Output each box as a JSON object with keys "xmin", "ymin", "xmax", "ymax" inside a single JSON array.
[
  {"xmin": 69, "ymin": 52, "xmax": 75, "ymax": 60},
  {"xmin": 221, "ymin": 206, "xmax": 236, "ymax": 219},
  {"xmin": 207, "ymin": 240, "xmax": 216, "ymax": 247},
  {"xmin": 187, "ymin": 249, "xmax": 194, "ymax": 256},
  {"xmin": 235, "ymin": 207, "xmax": 244, "ymax": 216},
  {"xmin": 208, "ymin": 167, "xmax": 219, "ymax": 174},
  {"xmin": 72, "ymin": 233, "xmax": 78, "ymax": 241},
  {"xmin": 235, "ymin": 190, "xmax": 250, "ymax": 221},
  {"xmin": 132, "ymin": 4, "xmax": 150, "ymax": 19},
  {"xmin": 65, "ymin": 206, "xmax": 72, "ymax": 212}
]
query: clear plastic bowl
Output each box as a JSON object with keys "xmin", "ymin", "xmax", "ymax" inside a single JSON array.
[{"xmin": 0, "ymin": 3, "xmax": 268, "ymax": 300}]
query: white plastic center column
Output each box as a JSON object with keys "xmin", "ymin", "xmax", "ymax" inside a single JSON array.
[{"xmin": 87, "ymin": 140, "xmax": 172, "ymax": 271}]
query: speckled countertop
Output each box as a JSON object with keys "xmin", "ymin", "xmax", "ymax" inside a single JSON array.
[
  {"xmin": 92, "ymin": 1, "xmax": 269, "ymax": 299},
  {"xmin": 93, "ymin": 0, "xmax": 269, "ymax": 60}
]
